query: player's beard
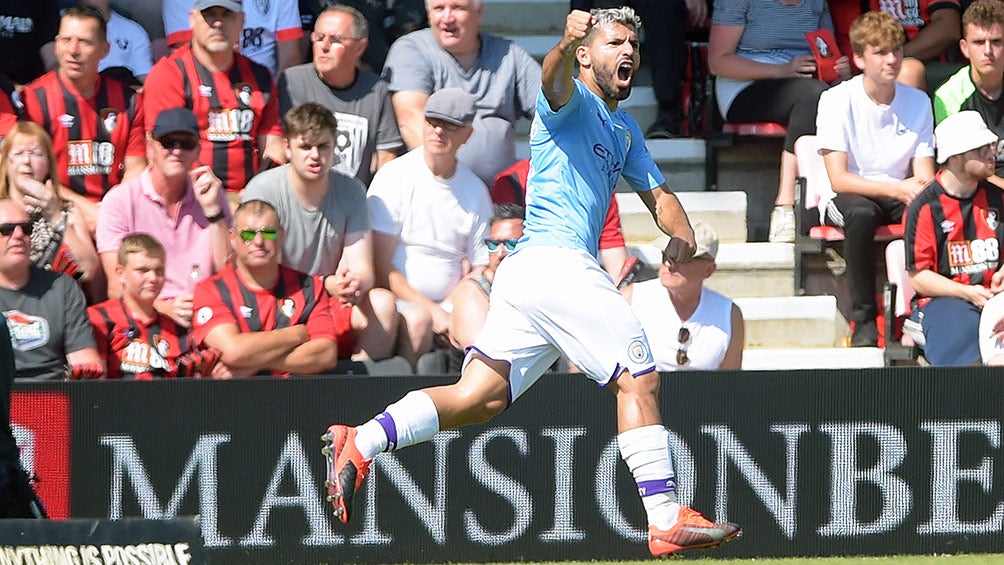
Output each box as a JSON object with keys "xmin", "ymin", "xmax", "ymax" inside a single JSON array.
[{"xmin": 593, "ymin": 63, "xmax": 632, "ymax": 101}]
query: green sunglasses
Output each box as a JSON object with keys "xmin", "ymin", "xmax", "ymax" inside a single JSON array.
[{"xmin": 239, "ymin": 227, "xmax": 278, "ymax": 242}]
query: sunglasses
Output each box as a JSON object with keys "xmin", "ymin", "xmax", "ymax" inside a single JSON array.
[
  {"xmin": 238, "ymin": 227, "xmax": 278, "ymax": 242},
  {"xmin": 158, "ymin": 136, "xmax": 200, "ymax": 151},
  {"xmin": 485, "ymin": 238, "xmax": 518, "ymax": 253},
  {"xmin": 426, "ymin": 118, "xmax": 463, "ymax": 132},
  {"xmin": 676, "ymin": 327, "xmax": 691, "ymax": 366},
  {"xmin": 0, "ymin": 221, "xmax": 33, "ymax": 237}
]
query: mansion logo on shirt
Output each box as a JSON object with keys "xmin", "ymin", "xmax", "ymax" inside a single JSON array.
[{"xmin": 4, "ymin": 310, "xmax": 50, "ymax": 351}]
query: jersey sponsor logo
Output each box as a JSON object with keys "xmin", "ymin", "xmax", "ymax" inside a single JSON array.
[
  {"xmin": 279, "ymin": 298, "xmax": 295, "ymax": 319},
  {"xmin": 985, "ymin": 208, "xmax": 999, "ymax": 231},
  {"xmin": 592, "ymin": 143, "xmax": 623, "ymax": 188},
  {"xmin": 627, "ymin": 338, "xmax": 652, "ymax": 365},
  {"xmin": 242, "ymin": 27, "xmax": 265, "ymax": 51},
  {"xmin": 196, "ymin": 306, "xmax": 213, "ymax": 325},
  {"xmin": 4, "ymin": 309, "xmax": 50, "ymax": 351},
  {"xmin": 101, "ymin": 108, "xmax": 120, "ymax": 134},
  {"xmin": 948, "ymin": 238, "xmax": 1000, "ymax": 275},
  {"xmin": 877, "ymin": 0, "xmax": 924, "ymax": 27},
  {"xmin": 0, "ymin": 16, "xmax": 34, "ymax": 39},
  {"xmin": 67, "ymin": 140, "xmax": 115, "ymax": 176},
  {"xmin": 207, "ymin": 108, "xmax": 255, "ymax": 142},
  {"xmin": 120, "ymin": 336, "xmax": 172, "ymax": 374}
]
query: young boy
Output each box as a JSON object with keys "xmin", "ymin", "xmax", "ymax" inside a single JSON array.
[{"xmin": 88, "ymin": 233, "xmax": 220, "ymax": 379}]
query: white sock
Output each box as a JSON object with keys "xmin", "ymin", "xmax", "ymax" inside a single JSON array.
[
  {"xmin": 618, "ymin": 424, "xmax": 681, "ymax": 530},
  {"xmin": 353, "ymin": 390, "xmax": 441, "ymax": 460}
]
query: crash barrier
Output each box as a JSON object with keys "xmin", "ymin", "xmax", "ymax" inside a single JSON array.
[{"xmin": 11, "ymin": 367, "xmax": 1004, "ymax": 563}]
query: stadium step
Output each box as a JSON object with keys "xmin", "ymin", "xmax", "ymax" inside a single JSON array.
[
  {"xmin": 734, "ymin": 295, "xmax": 848, "ymax": 349},
  {"xmin": 629, "ymin": 242, "xmax": 793, "ymax": 299},
  {"xmin": 481, "ymin": 0, "xmax": 568, "ymax": 35},
  {"xmin": 742, "ymin": 347, "xmax": 883, "ymax": 370},
  {"xmin": 617, "ymin": 191, "xmax": 746, "ymax": 244}
]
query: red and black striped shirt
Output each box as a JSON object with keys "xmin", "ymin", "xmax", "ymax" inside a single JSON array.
[
  {"xmin": 906, "ymin": 172, "xmax": 1004, "ymax": 300},
  {"xmin": 143, "ymin": 45, "xmax": 282, "ymax": 193},
  {"xmin": 21, "ymin": 72, "xmax": 145, "ymax": 201},
  {"xmin": 87, "ymin": 299, "xmax": 193, "ymax": 380},
  {"xmin": 191, "ymin": 264, "xmax": 336, "ymax": 376}
]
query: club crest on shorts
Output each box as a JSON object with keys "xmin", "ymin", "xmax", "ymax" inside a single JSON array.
[{"xmin": 627, "ymin": 339, "xmax": 652, "ymax": 364}]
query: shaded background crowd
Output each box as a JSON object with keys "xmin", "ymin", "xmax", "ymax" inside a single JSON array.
[{"xmin": 2, "ymin": 0, "xmax": 1004, "ymax": 385}]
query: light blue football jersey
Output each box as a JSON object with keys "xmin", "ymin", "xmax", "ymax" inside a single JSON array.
[{"xmin": 521, "ymin": 79, "xmax": 665, "ymax": 257}]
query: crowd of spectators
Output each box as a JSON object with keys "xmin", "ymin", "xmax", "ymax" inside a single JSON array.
[{"xmin": 2, "ymin": 0, "xmax": 1003, "ymax": 377}]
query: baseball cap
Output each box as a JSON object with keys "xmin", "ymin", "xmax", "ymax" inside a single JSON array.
[
  {"xmin": 692, "ymin": 221, "xmax": 719, "ymax": 261},
  {"xmin": 424, "ymin": 88, "xmax": 476, "ymax": 126},
  {"xmin": 152, "ymin": 108, "xmax": 200, "ymax": 139},
  {"xmin": 193, "ymin": 0, "xmax": 242, "ymax": 12},
  {"xmin": 935, "ymin": 111, "xmax": 998, "ymax": 164}
]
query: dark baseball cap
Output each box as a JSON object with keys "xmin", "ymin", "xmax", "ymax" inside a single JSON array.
[
  {"xmin": 194, "ymin": 0, "xmax": 242, "ymax": 12},
  {"xmin": 424, "ymin": 88, "xmax": 476, "ymax": 126},
  {"xmin": 152, "ymin": 108, "xmax": 200, "ymax": 139}
]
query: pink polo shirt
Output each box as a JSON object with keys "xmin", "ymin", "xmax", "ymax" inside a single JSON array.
[{"xmin": 97, "ymin": 169, "xmax": 231, "ymax": 300}]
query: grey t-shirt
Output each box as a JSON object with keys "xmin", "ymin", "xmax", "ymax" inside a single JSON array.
[
  {"xmin": 279, "ymin": 65, "xmax": 404, "ymax": 187},
  {"xmin": 382, "ymin": 29, "xmax": 541, "ymax": 185},
  {"xmin": 1, "ymin": 268, "xmax": 95, "ymax": 380},
  {"xmin": 243, "ymin": 166, "xmax": 370, "ymax": 276}
]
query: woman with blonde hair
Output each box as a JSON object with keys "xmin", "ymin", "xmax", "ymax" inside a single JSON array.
[{"xmin": 0, "ymin": 122, "xmax": 98, "ymax": 283}]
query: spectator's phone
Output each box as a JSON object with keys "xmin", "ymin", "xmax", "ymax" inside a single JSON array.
[{"xmin": 616, "ymin": 256, "xmax": 641, "ymax": 290}]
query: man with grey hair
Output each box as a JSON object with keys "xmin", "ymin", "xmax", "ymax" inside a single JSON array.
[
  {"xmin": 382, "ymin": 0, "xmax": 541, "ymax": 185},
  {"xmin": 322, "ymin": 8, "xmax": 740, "ymax": 557},
  {"xmin": 279, "ymin": 5, "xmax": 403, "ymax": 187}
]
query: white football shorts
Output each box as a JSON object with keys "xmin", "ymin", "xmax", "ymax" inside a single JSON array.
[{"xmin": 467, "ymin": 245, "xmax": 656, "ymax": 402}]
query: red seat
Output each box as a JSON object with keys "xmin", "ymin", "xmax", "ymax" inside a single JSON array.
[
  {"xmin": 807, "ymin": 223, "xmax": 904, "ymax": 242},
  {"xmin": 721, "ymin": 122, "xmax": 786, "ymax": 137}
]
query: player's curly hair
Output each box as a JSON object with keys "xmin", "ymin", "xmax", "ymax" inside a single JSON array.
[
  {"xmin": 583, "ymin": 7, "xmax": 642, "ymax": 46},
  {"xmin": 963, "ymin": 0, "xmax": 1004, "ymax": 32}
]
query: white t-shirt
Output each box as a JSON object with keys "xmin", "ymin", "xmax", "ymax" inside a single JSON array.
[
  {"xmin": 815, "ymin": 75, "xmax": 935, "ymax": 211},
  {"xmin": 367, "ymin": 147, "xmax": 492, "ymax": 303},
  {"xmin": 163, "ymin": 0, "xmax": 302, "ymax": 78},
  {"xmin": 100, "ymin": 11, "xmax": 153, "ymax": 78},
  {"xmin": 629, "ymin": 282, "xmax": 734, "ymax": 371}
]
